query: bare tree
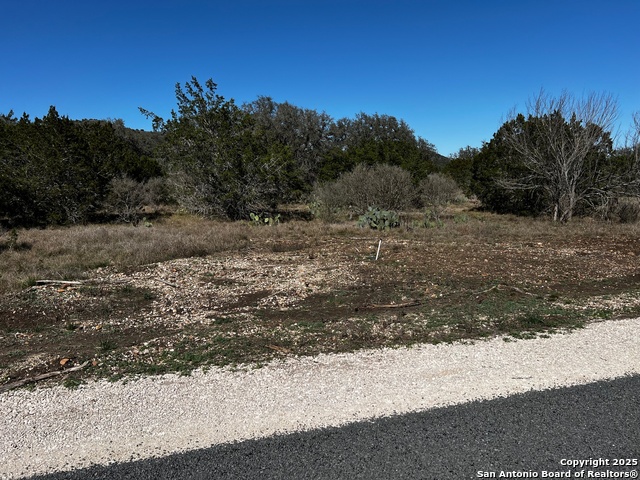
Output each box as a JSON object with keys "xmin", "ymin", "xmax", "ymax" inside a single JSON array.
[{"xmin": 500, "ymin": 90, "xmax": 621, "ymax": 222}]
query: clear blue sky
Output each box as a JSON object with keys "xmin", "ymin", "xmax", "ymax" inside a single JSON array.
[{"xmin": 3, "ymin": 0, "xmax": 639, "ymax": 156}]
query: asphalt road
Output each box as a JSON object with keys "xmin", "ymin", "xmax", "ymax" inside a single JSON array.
[{"xmin": 26, "ymin": 374, "xmax": 640, "ymax": 480}]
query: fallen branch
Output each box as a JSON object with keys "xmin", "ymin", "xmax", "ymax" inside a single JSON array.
[
  {"xmin": 0, "ymin": 361, "xmax": 89, "ymax": 393},
  {"xmin": 35, "ymin": 280, "xmax": 84, "ymax": 286},
  {"xmin": 474, "ymin": 284, "xmax": 499, "ymax": 295},
  {"xmin": 363, "ymin": 301, "xmax": 422, "ymax": 309},
  {"xmin": 154, "ymin": 278, "xmax": 180, "ymax": 288},
  {"xmin": 265, "ymin": 344, "xmax": 292, "ymax": 354},
  {"xmin": 473, "ymin": 284, "xmax": 537, "ymax": 297},
  {"xmin": 505, "ymin": 285, "xmax": 536, "ymax": 297}
]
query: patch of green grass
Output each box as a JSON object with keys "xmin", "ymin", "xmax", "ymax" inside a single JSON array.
[
  {"xmin": 21, "ymin": 277, "xmax": 38, "ymax": 288},
  {"xmin": 63, "ymin": 377, "xmax": 85, "ymax": 390},
  {"xmin": 98, "ymin": 339, "xmax": 118, "ymax": 352},
  {"xmin": 32, "ymin": 323, "xmax": 48, "ymax": 333},
  {"xmin": 589, "ymin": 309, "xmax": 613, "ymax": 320},
  {"xmin": 296, "ymin": 320, "xmax": 326, "ymax": 332}
]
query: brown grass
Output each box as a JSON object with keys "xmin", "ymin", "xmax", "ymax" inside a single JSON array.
[
  {"xmin": 2, "ymin": 207, "xmax": 639, "ymax": 295},
  {"xmin": 0, "ymin": 215, "xmax": 254, "ymax": 294}
]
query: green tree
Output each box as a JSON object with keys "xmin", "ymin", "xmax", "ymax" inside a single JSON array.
[
  {"xmin": 471, "ymin": 96, "xmax": 631, "ymax": 220},
  {"xmin": 471, "ymin": 122, "xmax": 547, "ymax": 216},
  {"xmin": 319, "ymin": 113, "xmax": 438, "ymax": 181},
  {"xmin": 0, "ymin": 108, "xmax": 162, "ymax": 226},
  {"xmin": 2, "ymin": 107, "xmax": 101, "ymax": 224},
  {"xmin": 442, "ymin": 146, "xmax": 479, "ymax": 196},
  {"xmin": 243, "ymin": 96, "xmax": 333, "ymax": 190},
  {"xmin": 140, "ymin": 77, "xmax": 295, "ymax": 219}
]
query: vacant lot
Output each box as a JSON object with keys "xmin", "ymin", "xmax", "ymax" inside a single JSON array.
[{"xmin": 2, "ymin": 207, "xmax": 640, "ymax": 390}]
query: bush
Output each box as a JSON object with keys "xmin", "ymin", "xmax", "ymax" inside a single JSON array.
[
  {"xmin": 419, "ymin": 173, "xmax": 463, "ymax": 220},
  {"xmin": 614, "ymin": 198, "xmax": 640, "ymax": 223},
  {"xmin": 102, "ymin": 176, "xmax": 169, "ymax": 224},
  {"xmin": 308, "ymin": 182, "xmax": 346, "ymax": 222},
  {"xmin": 310, "ymin": 164, "xmax": 416, "ymax": 220}
]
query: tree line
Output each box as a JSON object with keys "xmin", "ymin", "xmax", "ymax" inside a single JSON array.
[
  {"xmin": 140, "ymin": 77, "xmax": 444, "ymax": 220},
  {"xmin": 1, "ymin": 77, "xmax": 443, "ymax": 227},
  {"xmin": 1, "ymin": 79, "xmax": 638, "ymax": 227},
  {"xmin": 0, "ymin": 107, "xmax": 163, "ymax": 226}
]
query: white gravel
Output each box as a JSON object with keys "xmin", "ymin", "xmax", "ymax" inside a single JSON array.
[{"xmin": 1, "ymin": 317, "xmax": 639, "ymax": 479}]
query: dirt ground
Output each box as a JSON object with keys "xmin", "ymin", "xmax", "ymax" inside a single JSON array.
[{"xmin": 2, "ymin": 216, "xmax": 640, "ymax": 390}]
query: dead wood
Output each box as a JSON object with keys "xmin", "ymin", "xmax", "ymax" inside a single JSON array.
[
  {"xmin": 154, "ymin": 278, "xmax": 180, "ymax": 288},
  {"xmin": 265, "ymin": 344, "xmax": 292, "ymax": 354},
  {"xmin": 473, "ymin": 284, "xmax": 537, "ymax": 297},
  {"xmin": 363, "ymin": 301, "xmax": 422, "ymax": 309},
  {"xmin": 0, "ymin": 361, "xmax": 89, "ymax": 393}
]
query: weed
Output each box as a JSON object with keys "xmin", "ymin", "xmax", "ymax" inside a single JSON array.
[
  {"xmin": 32, "ymin": 323, "xmax": 47, "ymax": 333},
  {"xmin": 63, "ymin": 377, "xmax": 85, "ymax": 390},
  {"xmin": 297, "ymin": 320, "xmax": 326, "ymax": 332},
  {"xmin": 98, "ymin": 339, "xmax": 117, "ymax": 352},
  {"xmin": 21, "ymin": 277, "xmax": 38, "ymax": 288},
  {"xmin": 213, "ymin": 317, "xmax": 234, "ymax": 325},
  {"xmin": 142, "ymin": 290, "xmax": 156, "ymax": 301},
  {"xmin": 249, "ymin": 212, "xmax": 281, "ymax": 226},
  {"xmin": 517, "ymin": 312, "xmax": 546, "ymax": 328},
  {"xmin": 589, "ymin": 309, "xmax": 613, "ymax": 320}
]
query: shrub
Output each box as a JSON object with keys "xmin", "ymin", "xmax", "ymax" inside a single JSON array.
[
  {"xmin": 615, "ymin": 198, "xmax": 640, "ymax": 223},
  {"xmin": 308, "ymin": 183, "xmax": 345, "ymax": 222},
  {"xmin": 102, "ymin": 176, "xmax": 170, "ymax": 224},
  {"xmin": 310, "ymin": 163, "xmax": 416, "ymax": 220},
  {"xmin": 419, "ymin": 173, "xmax": 463, "ymax": 221}
]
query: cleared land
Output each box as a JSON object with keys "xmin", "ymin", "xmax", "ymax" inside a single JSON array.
[{"xmin": 2, "ymin": 206, "xmax": 640, "ymax": 390}]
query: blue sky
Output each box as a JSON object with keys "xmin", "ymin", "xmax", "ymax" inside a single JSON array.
[{"xmin": 3, "ymin": 0, "xmax": 639, "ymax": 156}]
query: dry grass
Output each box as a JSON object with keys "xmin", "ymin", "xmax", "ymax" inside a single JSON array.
[
  {"xmin": 0, "ymin": 215, "xmax": 254, "ymax": 294},
  {"xmin": 400, "ymin": 209, "xmax": 640, "ymax": 244},
  {"xmin": 2, "ymin": 207, "xmax": 639, "ymax": 295}
]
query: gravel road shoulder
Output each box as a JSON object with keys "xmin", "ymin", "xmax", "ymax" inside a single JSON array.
[{"xmin": 1, "ymin": 317, "xmax": 639, "ymax": 479}]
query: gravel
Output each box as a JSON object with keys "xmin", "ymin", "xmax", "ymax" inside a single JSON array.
[{"xmin": 1, "ymin": 317, "xmax": 639, "ymax": 479}]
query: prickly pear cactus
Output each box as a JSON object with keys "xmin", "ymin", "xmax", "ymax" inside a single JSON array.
[{"xmin": 357, "ymin": 207, "xmax": 399, "ymax": 230}]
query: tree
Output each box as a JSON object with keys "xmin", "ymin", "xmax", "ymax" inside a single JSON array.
[
  {"xmin": 496, "ymin": 90, "xmax": 621, "ymax": 222},
  {"xmin": 470, "ymin": 130, "xmax": 547, "ymax": 216},
  {"xmin": 319, "ymin": 113, "xmax": 438, "ymax": 181},
  {"xmin": 4, "ymin": 107, "xmax": 101, "ymax": 225},
  {"xmin": 243, "ymin": 96, "xmax": 334, "ymax": 190},
  {"xmin": 140, "ymin": 78, "xmax": 294, "ymax": 219},
  {"xmin": 442, "ymin": 146, "xmax": 479, "ymax": 196},
  {"xmin": 630, "ymin": 112, "xmax": 640, "ymax": 165}
]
